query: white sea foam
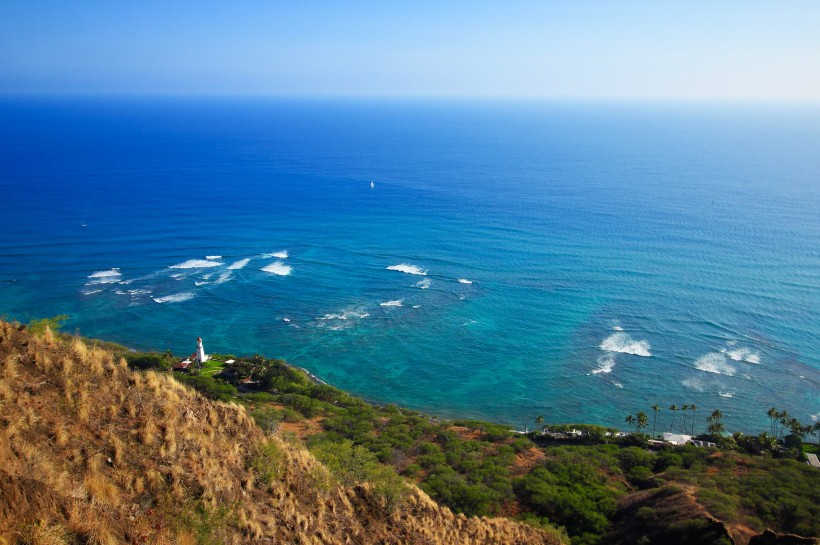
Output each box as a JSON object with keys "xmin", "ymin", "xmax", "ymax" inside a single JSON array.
[
  {"xmin": 724, "ymin": 347, "xmax": 761, "ymax": 364},
  {"xmin": 282, "ymin": 317, "xmax": 291, "ymax": 322},
  {"xmin": 718, "ymin": 392, "xmax": 735, "ymax": 398},
  {"xmin": 214, "ymin": 271, "xmax": 232, "ymax": 284},
  {"xmin": 128, "ymin": 289, "xmax": 151, "ymax": 296},
  {"xmin": 170, "ymin": 259, "xmax": 223, "ymax": 269},
  {"xmin": 115, "ymin": 290, "xmax": 126, "ymax": 295},
  {"xmin": 600, "ymin": 332, "xmax": 652, "ymax": 357},
  {"xmin": 613, "ymin": 325, "xmax": 624, "ymax": 331},
  {"xmin": 387, "ymin": 264, "xmax": 427, "ymax": 276},
  {"xmin": 612, "ymin": 382, "xmax": 624, "ymax": 389},
  {"xmin": 412, "ymin": 304, "xmax": 421, "ymax": 309},
  {"xmin": 261, "ymin": 262, "xmax": 292, "ymax": 276},
  {"xmin": 263, "ymin": 251, "xmax": 289, "ymax": 259},
  {"xmin": 380, "ymin": 299, "xmax": 403, "ymax": 307},
  {"xmin": 82, "ymin": 289, "xmax": 102, "ymax": 295},
  {"xmin": 319, "ymin": 310, "xmax": 370, "ymax": 321},
  {"xmin": 415, "ymin": 278, "xmax": 432, "ymax": 289},
  {"xmin": 458, "ymin": 278, "xmax": 473, "ymax": 284},
  {"xmin": 694, "ymin": 352, "xmax": 736, "ymax": 376},
  {"xmin": 86, "ymin": 269, "xmax": 122, "ymax": 284},
  {"xmin": 811, "ymin": 414, "xmax": 819, "ymax": 422},
  {"xmin": 591, "ymin": 353, "xmax": 616, "ymax": 375},
  {"xmin": 153, "ymin": 292, "xmax": 195, "ymax": 304},
  {"xmin": 205, "ymin": 255, "xmax": 222, "ymax": 260},
  {"xmin": 227, "ymin": 258, "xmax": 250, "ymax": 270},
  {"xmin": 195, "ymin": 281, "xmax": 210, "ymax": 286},
  {"xmin": 682, "ymin": 377, "xmax": 705, "ymax": 392}
]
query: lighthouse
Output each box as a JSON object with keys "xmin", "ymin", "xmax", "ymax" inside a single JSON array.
[{"xmin": 195, "ymin": 337, "xmax": 208, "ymax": 366}]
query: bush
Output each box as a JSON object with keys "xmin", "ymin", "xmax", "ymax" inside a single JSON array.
[
  {"xmin": 251, "ymin": 441, "xmax": 283, "ymax": 485},
  {"xmin": 176, "ymin": 374, "xmax": 237, "ymax": 401},
  {"xmin": 126, "ymin": 352, "xmax": 174, "ymax": 371}
]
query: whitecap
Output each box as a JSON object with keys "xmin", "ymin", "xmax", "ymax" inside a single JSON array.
[
  {"xmin": 227, "ymin": 258, "xmax": 250, "ymax": 270},
  {"xmin": 205, "ymin": 255, "xmax": 222, "ymax": 260},
  {"xmin": 195, "ymin": 281, "xmax": 210, "ymax": 287},
  {"xmin": 214, "ymin": 271, "xmax": 232, "ymax": 284},
  {"xmin": 612, "ymin": 325, "xmax": 624, "ymax": 331},
  {"xmin": 591, "ymin": 353, "xmax": 616, "ymax": 375},
  {"xmin": 387, "ymin": 263, "xmax": 427, "ymax": 276},
  {"xmin": 600, "ymin": 332, "xmax": 651, "ymax": 357},
  {"xmin": 415, "ymin": 278, "xmax": 431, "ymax": 289},
  {"xmin": 612, "ymin": 382, "xmax": 624, "ymax": 389},
  {"xmin": 153, "ymin": 292, "xmax": 195, "ymax": 304},
  {"xmin": 412, "ymin": 304, "xmax": 421, "ymax": 309},
  {"xmin": 263, "ymin": 251, "xmax": 289, "ymax": 259},
  {"xmin": 724, "ymin": 347, "xmax": 761, "ymax": 364},
  {"xmin": 82, "ymin": 289, "xmax": 102, "ymax": 295},
  {"xmin": 694, "ymin": 352, "xmax": 736, "ymax": 376},
  {"xmin": 380, "ymin": 299, "xmax": 403, "ymax": 307},
  {"xmin": 458, "ymin": 278, "xmax": 473, "ymax": 284},
  {"xmin": 261, "ymin": 262, "xmax": 292, "ymax": 276},
  {"xmin": 115, "ymin": 290, "xmax": 126, "ymax": 295},
  {"xmin": 128, "ymin": 289, "xmax": 151, "ymax": 296},
  {"xmin": 86, "ymin": 269, "xmax": 122, "ymax": 285},
  {"xmin": 282, "ymin": 317, "xmax": 291, "ymax": 322},
  {"xmin": 811, "ymin": 414, "xmax": 819, "ymax": 422},
  {"xmin": 319, "ymin": 310, "xmax": 370, "ymax": 321},
  {"xmin": 170, "ymin": 259, "xmax": 223, "ymax": 269},
  {"xmin": 718, "ymin": 392, "xmax": 735, "ymax": 398}
]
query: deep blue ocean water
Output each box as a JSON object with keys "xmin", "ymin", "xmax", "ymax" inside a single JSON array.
[{"xmin": 1, "ymin": 98, "xmax": 818, "ymax": 433}]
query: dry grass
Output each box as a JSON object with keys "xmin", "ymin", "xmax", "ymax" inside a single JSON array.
[{"xmin": 0, "ymin": 320, "xmax": 564, "ymax": 545}]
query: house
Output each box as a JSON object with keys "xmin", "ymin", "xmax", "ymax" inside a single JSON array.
[
  {"xmin": 807, "ymin": 453, "xmax": 820, "ymax": 469},
  {"xmin": 173, "ymin": 358, "xmax": 191, "ymax": 371},
  {"xmin": 662, "ymin": 432, "xmax": 692, "ymax": 446},
  {"xmin": 690, "ymin": 439, "xmax": 717, "ymax": 448}
]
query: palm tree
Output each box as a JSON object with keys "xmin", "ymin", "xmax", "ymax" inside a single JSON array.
[
  {"xmin": 669, "ymin": 405, "xmax": 679, "ymax": 432},
  {"xmin": 535, "ymin": 415, "xmax": 544, "ymax": 432},
  {"xmin": 777, "ymin": 410, "xmax": 790, "ymax": 440},
  {"xmin": 636, "ymin": 411, "xmax": 649, "ymax": 433},
  {"xmin": 767, "ymin": 408, "xmax": 778, "ymax": 436},
  {"xmin": 689, "ymin": 404, "xmax": 697, "ymax": 435},
  {"xmin": 681, "ymin": 404, "xmax": 690, "ymax": 434},
  {"xmin": 707, "ymin": 409, "xmax": 725, "ymax": 438},
  {"xmin": 625, "ymin": 414, "xmax": 636, "ymax": 432},
  {"xmin": 651, "ymin": 404, "xmax": 661, "ymax": 437},
  {"xmin": 813, "ymin": 422, "xmax": 820, "ymax": 449}
]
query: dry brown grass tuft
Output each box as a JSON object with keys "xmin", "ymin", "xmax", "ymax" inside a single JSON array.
[{"xmin": 20, "ymin": 520, "xmax": 69, "ymax": 545}]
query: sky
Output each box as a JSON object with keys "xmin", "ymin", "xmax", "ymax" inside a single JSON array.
[{"xmin": 1, "ymin": 1, "xmax": 819, "ymax": 99}]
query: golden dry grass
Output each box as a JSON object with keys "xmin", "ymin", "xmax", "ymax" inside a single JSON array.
[{"xmin": 0, "ymin": 320, "xmax": 565, "ymax": 545}]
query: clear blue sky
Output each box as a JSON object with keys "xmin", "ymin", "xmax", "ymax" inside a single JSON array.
[{"xmin": 1, "ymin": 1, "xmax": 818, "ymax": 99}]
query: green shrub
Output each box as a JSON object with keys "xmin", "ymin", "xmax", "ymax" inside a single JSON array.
[
  {"xmin": 176, "ymin": 374, "xmax": 237, "ymax": 401},
  {"xmin": 251, "ymin": 441, "xmax": 284, "ymax": 485},
  {"xmin": 126, "ymin": 352, "xmax": 173, "ymax": 371}
]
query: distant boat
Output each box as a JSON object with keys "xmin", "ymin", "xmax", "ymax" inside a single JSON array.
[
  {"xmin": 80, "ymin": 219, "xmax": 87, "ymax": 228},
  {"xmin": 370, "ymin": 180, "xmax": 375, "ymax": 189}
]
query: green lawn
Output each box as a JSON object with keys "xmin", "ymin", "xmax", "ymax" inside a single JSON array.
[{"xmin": 200, "ymin": 359, "xmax": 226, "ymax": 377}]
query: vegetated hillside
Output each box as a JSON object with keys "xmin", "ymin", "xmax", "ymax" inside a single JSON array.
[{"xmin": 0, "ymin": 321, "xmax": 565, "ymax": 545}]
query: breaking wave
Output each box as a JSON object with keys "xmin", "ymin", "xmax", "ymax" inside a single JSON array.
[
  {"xmin": 153, "ymin": 292, "xmax": 195, "ymax": 304},
  {"xmin": 415, "ymin": 278, "xmax": 431, "ymax": 289},
  {"xmin": 170, "ymin": 259, "xmax": 223, "ymax": 269},
  {"xmin": 600, "ymin": 332, "xmax": 652, "ymax": 357},
  {"xmin": 380, "ymin": 299, "xmax": 403, "ymax": 307},
  {"xmin": 227, "ymin": 258, "xmax": 250, "ymax": 270},
  {"xmin": 682, "ymin": 377, "xmax": 705, "ymax": 392},
  {"xmin": 87, "ymin": 269, "xmax": 122, "ymax": 285},
  {"xmin": 319, "ymin": 310, "xmax": 370, "ymax": 321},
  {"xmin": 591, "ymin": 353, "xmax": 616, "ymax": 374},
  {"xmin": 694, "ymin": 352, "xmax": 736, "ymax": 376},
  {"xmin": 205, "ymin": 255, "xmax": 222, "ymax": 260},
  {"xmin": 387, "ymin": 264, "xmax": 427, "ymax": 275},
  {"xmin": 261, "ymin": 262, "xmax": 292, "ymax": 276},
  {"xmin": 724, "ymin": 347, "xmax": 761, "ymax": 364},
  {"xmin": 458, "ymin": 278, "xmax": 473, "ymax": 284},
  {"xmin": 263, "ymin": 250, "xmax": 289, "ymax": 259}
]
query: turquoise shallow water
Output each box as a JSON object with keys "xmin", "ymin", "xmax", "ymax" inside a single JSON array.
[{"xmin": 0, "ymin": 98, "xmax": 818, "ymax": 432}]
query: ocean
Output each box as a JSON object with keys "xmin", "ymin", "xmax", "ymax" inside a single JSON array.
[{"xmin": 1, "ymin": 97, "xmax": 818, "ymax": 433}]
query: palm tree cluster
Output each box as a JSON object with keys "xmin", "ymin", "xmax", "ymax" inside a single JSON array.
[{"xmin": 767, "ymin": 408, "xmax": 818, "ymax": 442}]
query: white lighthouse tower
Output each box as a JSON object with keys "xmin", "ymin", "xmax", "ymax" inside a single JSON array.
[{"xmin": 195, "ymin": 337, "xmax": 208, "ymax": 366}]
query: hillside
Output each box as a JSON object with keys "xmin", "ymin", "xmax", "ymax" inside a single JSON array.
[{"xmin": 0, "ymin": 321, "xmax": 565, "ymax": 544}]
